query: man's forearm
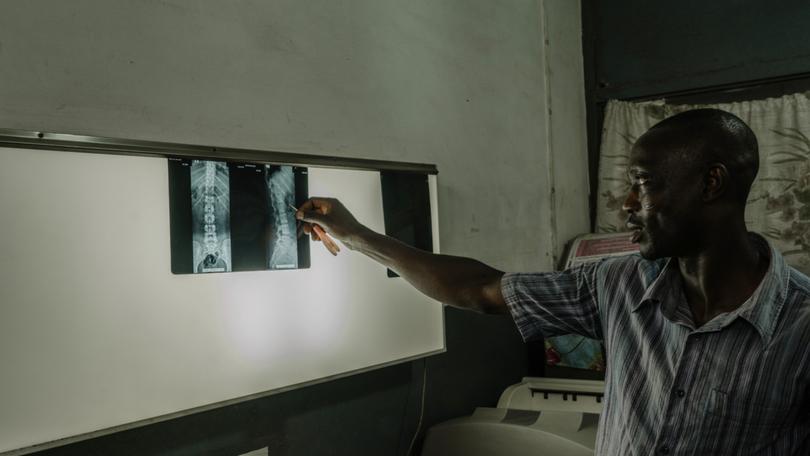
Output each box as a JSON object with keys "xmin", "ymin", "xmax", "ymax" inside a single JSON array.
[{"xmin": 346, "ymin": 228, "xmax": 507, "ymax": 314}]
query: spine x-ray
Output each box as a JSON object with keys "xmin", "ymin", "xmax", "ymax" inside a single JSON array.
[
  {"xmin": 266, "ymin": 165, "xmax": 298, "ymax": 269},
  {"xmin": 191, "ymin": 160, "xmax": 232, "ymax": 273},
  {"xmin": 168, "ymin": 158, "xmax": 309, "ymax": 274}
]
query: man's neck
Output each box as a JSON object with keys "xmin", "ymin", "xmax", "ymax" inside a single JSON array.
[{"xmin": 676, "ymin": 229, "xmax": 769, "ymax": 327}]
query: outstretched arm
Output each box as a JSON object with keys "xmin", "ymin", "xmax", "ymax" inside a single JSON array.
[{"xmin": 296, "ymin": 198, "xmax": 508, "ymax": 314}]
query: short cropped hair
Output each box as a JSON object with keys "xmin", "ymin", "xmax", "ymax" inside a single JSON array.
[{"xmin": 647, "ymin": 108, "xmax": 759, "ymax": 204}]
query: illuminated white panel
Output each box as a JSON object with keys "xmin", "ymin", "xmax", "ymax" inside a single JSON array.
[{"xmin": 0, "ymin": 147, "xmax": 444, "ymax": 454}]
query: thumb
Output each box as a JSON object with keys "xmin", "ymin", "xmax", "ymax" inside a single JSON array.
[{"xmin": 298, "ymin": 210, "xmax": 327, "ymax": 225}]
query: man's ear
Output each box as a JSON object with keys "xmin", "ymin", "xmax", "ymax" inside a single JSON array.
[{"xmin": 703, "ymin": 163, "xmax": 728, "ymax": 202}]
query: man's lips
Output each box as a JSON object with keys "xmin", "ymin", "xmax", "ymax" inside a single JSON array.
[{"xmin": 626, "ymin": 223, "xmax": 643, "ymax": 243}]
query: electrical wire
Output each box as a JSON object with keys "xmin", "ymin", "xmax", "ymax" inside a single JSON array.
[{"xmin": 406, "ymin": 359, "xmax": 428, "ymax": 456}]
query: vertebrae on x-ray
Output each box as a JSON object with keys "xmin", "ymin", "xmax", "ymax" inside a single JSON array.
[
  {"xmin": 267, "ymin": 166, "xmax": 297, "ymax": 267},
  {"xmin": 202, "ymin": 162, "xmax": 220, "ymax": 256}
]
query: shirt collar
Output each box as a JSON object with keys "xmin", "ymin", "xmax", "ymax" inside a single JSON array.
[
  {"xmin": 630, "ymin": 234, "xmax": 790, "ymax": 345},
  {"xmin": 735, "ymin": 235, "xmax": 790, "ymax": 345},
  {"xmin": 632, "ymin": 257, "xmax": 677, "ymax": 312}
]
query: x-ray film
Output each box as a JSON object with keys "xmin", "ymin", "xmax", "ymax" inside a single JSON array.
[
  {"xmin": 168, "ymin": 158, "xmax": 309, "ymax": 274},
  {"xmin": 191, "ymin": 160, "xmax": 232, "ymax": 273},
  {"xmin": 266, "ymin": 166, "xmax": 298, "ymax": 269}
]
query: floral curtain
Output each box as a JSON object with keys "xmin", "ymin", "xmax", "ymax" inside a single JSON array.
[{"xmin": 595, "ymin": 93, "xmax": 810, "ymax": 275}]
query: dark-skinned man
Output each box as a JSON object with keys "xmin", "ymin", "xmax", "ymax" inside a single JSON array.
[{"xmin": 296, "ymin": 109, "xmax": 810, "ymax": 455}]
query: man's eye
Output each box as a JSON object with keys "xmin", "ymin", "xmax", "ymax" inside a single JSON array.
[{"xmin": 627, "ymin": 172, "xmax": 652, "ymax": 187}]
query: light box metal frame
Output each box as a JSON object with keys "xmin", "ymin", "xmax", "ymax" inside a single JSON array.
[{"xmin": 0, "ymin": 128, "xmax": 439, "ymax": 175}]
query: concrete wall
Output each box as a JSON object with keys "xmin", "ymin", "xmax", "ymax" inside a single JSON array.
[
  {"xmin": 543, "ymin": 0, "xmax": 589, "ymax": 265},
  {"xmin": 0, "ymin": 1, "xmax": 588, "ymax": 454}
]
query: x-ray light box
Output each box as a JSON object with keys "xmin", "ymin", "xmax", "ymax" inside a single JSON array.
[{"xmin": 0, "ymin": 144, "xmax": 443, "ymax": 455}]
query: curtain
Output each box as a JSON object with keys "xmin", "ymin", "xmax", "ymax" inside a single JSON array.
[{"xmin": 595, "ymin": 93, "xmax": 810, "ymax": 275}]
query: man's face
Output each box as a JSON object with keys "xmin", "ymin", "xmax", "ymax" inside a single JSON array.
[{"xmin": 623, "ymin": 133, "xmax": 705, "ymax": 259}]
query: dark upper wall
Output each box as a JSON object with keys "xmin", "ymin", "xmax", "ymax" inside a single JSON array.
[
  {"xmin": 582, "ymin": 0, "xmax": 810, "ymax": 226},
  {"xmin": 588, "ymin": 0, "xmax": 810, "ymax": 101}
]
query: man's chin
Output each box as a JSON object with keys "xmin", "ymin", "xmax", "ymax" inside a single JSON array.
[{"xmin": 637, "ymin": 242, "xmax": 662, "ymax": 260}]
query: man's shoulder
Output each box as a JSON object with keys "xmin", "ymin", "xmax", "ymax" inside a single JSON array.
[
  {"xmin": 595, "ymin": 253, "xmax": 667, "ymax": 284},
  {"xmin": 777, "ymin": 266, "xmax": 810, "ymax": 342},
  {"xmin": 788, "ymin": 265, "xmax": 810, "ymax": 297}
]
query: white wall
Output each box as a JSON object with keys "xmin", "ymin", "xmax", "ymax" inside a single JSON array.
[{"xmin": 0, "ymin": 0, "xmax": 588, "ymax": 272}]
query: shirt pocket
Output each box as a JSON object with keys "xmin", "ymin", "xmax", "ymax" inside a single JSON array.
[{"xmin": 705, "ymin": 388, "xmax": 792, "ymax": 429}]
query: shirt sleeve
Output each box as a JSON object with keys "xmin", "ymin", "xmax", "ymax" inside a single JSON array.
[{"xmin": 501, "ymin": 260, "xmax": 603, "ymax": 342}]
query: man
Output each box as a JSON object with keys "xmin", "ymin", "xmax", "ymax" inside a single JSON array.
[{"xmin": 296, "ymin": 109, "xmax": 810, "ymax": 455}]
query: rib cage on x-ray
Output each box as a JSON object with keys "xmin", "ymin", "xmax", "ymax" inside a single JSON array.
[
  {"xmin": 191, "ymin": 160, "xmax": 231, "ymax": 273},
  {"xmin": 266, "ymin": 165, "xmax": 298, "ymax": 269}
]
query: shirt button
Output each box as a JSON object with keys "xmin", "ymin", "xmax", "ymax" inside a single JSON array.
[
  {"xmin": 659, "ymin": 445, "xmax": 670, "ymax": 454},
  {"xmin": 676, "ymin": 389, "xmax": 685, "ymax": 398}
]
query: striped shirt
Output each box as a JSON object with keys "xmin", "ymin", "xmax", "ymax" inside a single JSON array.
[{"xmin": 501, "ymin": 234, "xmax": 810, "ymax": 455}]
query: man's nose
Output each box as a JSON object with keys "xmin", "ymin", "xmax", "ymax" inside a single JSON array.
[{"xmin": 622, "ymin": 190, "xmax": 640, "ymax": 213}]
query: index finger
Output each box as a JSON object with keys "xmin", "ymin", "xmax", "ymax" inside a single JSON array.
[{"xmin": 296, "ymin": 198, "xmax": 332, "ymax": 217}]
